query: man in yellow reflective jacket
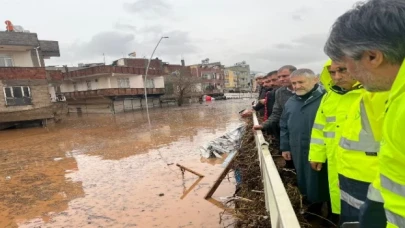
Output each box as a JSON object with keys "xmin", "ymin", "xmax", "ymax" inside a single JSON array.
[
  {"xmin": 324, "ymin": 0, "xmax": 405, "ymax": 227},
  {"xmin": 309, "ymin": 60, "xmax": 363, "ymax": 225},
  {"xmin": 337, "ymin": 91, "xmax": 388, "ymax": 226}
]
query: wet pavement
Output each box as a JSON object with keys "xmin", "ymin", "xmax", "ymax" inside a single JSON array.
[{"xmin": 0, "ymin": 100, "xmax": 249, "ymax": 228}]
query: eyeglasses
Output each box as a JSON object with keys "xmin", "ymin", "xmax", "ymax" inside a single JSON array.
[{"xmin": 329, "ymin": 67, "xmax": 347, "ymax": 75}]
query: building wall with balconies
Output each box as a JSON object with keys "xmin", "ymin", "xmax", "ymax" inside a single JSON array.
[
  {"xmin": 128, "ymin": 75, "xmax": 144, "ymax": 88},
  {"xmin": 226, "ymin": 63, "xmax": 251, "ymax": 91},
  {"xmin": 224, "ymin": 70, "xmax": 236, "ymax": 89},
  {"xmin": 0, "ymin": 32, "xmax": 63, "ymax": 126},
  {"xmin": 61, "ymin": 74, "xmax": 165, "ymax": 94},
  {"xmin": 153, "ymin": 76, "xmax": 164, "ymax": 88},
  {"xmin": 0, "ymin": 31, "xmax": 60, "ymax": 67}
]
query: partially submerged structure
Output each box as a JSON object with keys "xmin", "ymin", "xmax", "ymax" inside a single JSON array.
[
  {"xmin": 0, "ymin": 28, "xmax": 65, "ymax": 129},
  {"xmin": 60, "ymin": 58, "xmax": 166, "ymax": 114}
]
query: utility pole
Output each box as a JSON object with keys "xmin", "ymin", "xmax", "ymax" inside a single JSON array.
[{"xmin": 144, "ymin": 36, "xmax": 169, "ymax": 127}]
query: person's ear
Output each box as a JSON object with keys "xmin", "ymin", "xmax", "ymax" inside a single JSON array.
[{"xmin": 361, "ymin": 50, "xmax": 384, "ymax": 69}]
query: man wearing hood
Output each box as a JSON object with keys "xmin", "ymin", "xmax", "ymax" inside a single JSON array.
[
  {"xmin": 309, "ymin": 60, "xmax": 364, "ymax": 225},
  {"xmin": 279, "ymin": 69, "xmax": 330, "ymax": 220}
]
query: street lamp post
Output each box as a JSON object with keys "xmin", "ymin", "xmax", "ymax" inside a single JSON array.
[{"xmin": 144, "ymin": 36, "xmax": 169, "ymax": 126}]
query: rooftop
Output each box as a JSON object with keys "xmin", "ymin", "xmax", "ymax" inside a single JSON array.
[{"xmin": 0, "ymin": 31, "xmax": 60, "ymax": 58}]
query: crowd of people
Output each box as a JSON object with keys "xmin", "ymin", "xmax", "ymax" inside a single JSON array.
[{"xmin": 241, "ymin": 0, "xmax": 405, "ymax": 227}]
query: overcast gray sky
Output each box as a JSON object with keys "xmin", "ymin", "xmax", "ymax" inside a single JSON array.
[{"xmin": 1, "ymin": 0, "xmax": 359, "ymax": 72}]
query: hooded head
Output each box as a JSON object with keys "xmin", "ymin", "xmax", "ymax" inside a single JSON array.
[
  {"xmin": 320, "ymin": 59, "xmax": 333, "ymax": 92},
  {"xmin": 320, "ymin": 59, "xmax": 359, "ymax": 92}
]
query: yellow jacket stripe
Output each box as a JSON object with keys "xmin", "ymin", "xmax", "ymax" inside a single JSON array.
[
  {"xmin": 337, "ymin": 91, "xmax": 388, "ymax": 183},
  {"xmin": 339, "ymin": 100, "xmax": 380, "ymax": 153}
]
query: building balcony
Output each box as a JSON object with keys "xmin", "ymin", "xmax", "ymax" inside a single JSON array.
[
  {"xmin": 63, "ymin": 66, "xmax": 163, "ymax": 79},
  {"xmin": 0, "ymin": 67, "xmax": 47, "ymax": 80},
  {"xmin": 63, "ymin": 88, "xmax": 165, "ymax": 99}
]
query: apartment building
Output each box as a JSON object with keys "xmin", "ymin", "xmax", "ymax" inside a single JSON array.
[
  {"xmin": 0, "ymin": 30, "xmax": 64, "ymax": 129},
  {"xmin": 60, "ymin": 58, "xmax": 165, "ymax": 114},
  {"xmin": 189, "ymin": 59, "xmax": 225, "ymax": 95},
  {"xmin": 225, "ymin": 61, "xmax": 251, "ymax": 92}
]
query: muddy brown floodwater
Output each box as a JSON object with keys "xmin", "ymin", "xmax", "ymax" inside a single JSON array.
[{"xmin": 0, "ymin": 100, "xmax": 249, "ymax": 228}]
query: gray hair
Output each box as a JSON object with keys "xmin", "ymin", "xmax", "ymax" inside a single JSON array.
[
  {"xmin": 290, "ymin": 68, "xmax": 317, "ymax": 78},
  {"xmin": 278, "ymin": 65, "xmax": 297, "ymax": 73},
  {"xmin": 255, "ymin": 72, "xmax": 266, "ymax": 79},
  {"xmin": 324, "ymin": 0, "xmax": 405, "ymax": 64}
]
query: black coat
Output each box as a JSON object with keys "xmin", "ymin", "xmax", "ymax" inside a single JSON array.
[
  {"xmin": 253, "ymin": 89, "xmax": 276, "ymax": 117},
  {"xmin": 280, "ymin": 85, "xmax": 329, "ymax": 203},
  {"xmin": 258, "ymin": 86, "xmax": 268, "ymax": 99}
]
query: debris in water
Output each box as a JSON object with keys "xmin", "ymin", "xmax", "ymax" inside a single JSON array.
[
  {"xmin": 180, "ymin": 177, "xmax": 204, "ymax": 200},
  {"xmin": 177, "ymin": 163, "xmax": 205, "ymax": 178},
  {"xmin": 200, "ymin": 125, "xmax": 245, "ymax": 158},
  {"xmin": 204, "ymin": 151, "xmax": 237, "ymax": 200}
]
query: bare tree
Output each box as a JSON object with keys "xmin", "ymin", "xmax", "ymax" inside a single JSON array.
[{"xmin": 165, "ymin": 68, "xmax": 202, "ymax": 106}]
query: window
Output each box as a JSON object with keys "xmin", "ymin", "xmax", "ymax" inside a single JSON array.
[
  {"xmin": 0, "ymin": 56, "xmax": 14, "ymax": 67},
  {"xmin": 86, "ymin": 80, "xmax": 92, "ymax": 90},
  {"xmin": 73, "ymin": 82, "xmax": 78, "ymax": 91},
  {"xmin": 23, "ymin": 87, "xmax": 30, "ymax": 97},
  {"xmin": 13, "ymin": 87, "xmax": 23, "ymax": 98},
  {"xmin": 202, "ymin": 74, "xmax": 213, "ymax": 80},
  {"xmin": 117, "ymin": 78, "xmax": 130, "ymax": 88},
  {"xmin": 3, "ymin": 86, "xmax": 32, "ymax": 106},
  {"xmin": 4, "ymin": 88, "xmax": 12, "ymax": 97}
]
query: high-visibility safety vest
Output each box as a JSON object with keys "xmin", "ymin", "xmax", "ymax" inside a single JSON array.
[
  {"xmin": 371, "ymin": 59, "xmax": 405, "ymax": 228},
  {"xmin": 309, "ymin": 60, "xmax": 364, "ymax": 214},
  {"xmin": 337, "ymin": 91, "xmax": 389, "ymax": 183}
]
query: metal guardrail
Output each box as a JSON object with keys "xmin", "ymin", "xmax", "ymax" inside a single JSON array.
[{"xmin": 252, "ymin": 112, "xmax": 300, "ymax": 228}]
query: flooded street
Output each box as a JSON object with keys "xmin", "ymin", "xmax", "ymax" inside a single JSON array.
[{"xmin": 0, "ymin": 100, "xmax": 248, "ymax": 228}]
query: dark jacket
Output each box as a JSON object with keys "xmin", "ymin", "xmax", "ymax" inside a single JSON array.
[
  {"xmin": 280, "ymin": 85, "xmax": 329, "ymax": 203},
  {"xmin": 253, "ymin": 89, "xmax": 276, "ymax": 117},
  {"xmin": 262, "ymin": 86, "xmax": 294, "ymax": 130},
  {"xmin": 258, "ymin": 86, "xmax": 267, "ymax": 99},
  {"xmin": 255, "ymin": 87, "xmax": 272, "ymax": 116}
]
